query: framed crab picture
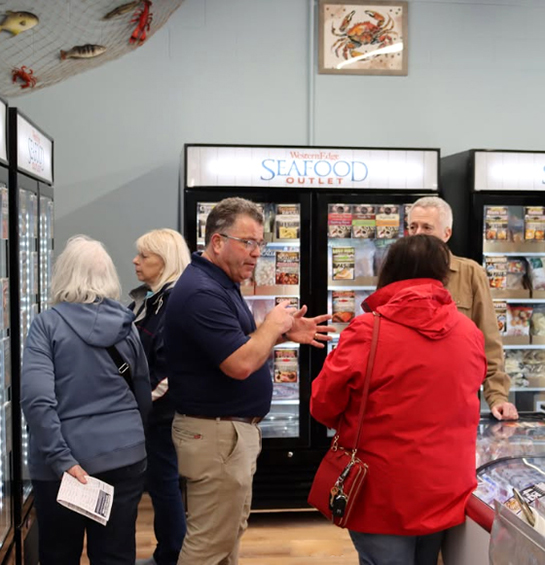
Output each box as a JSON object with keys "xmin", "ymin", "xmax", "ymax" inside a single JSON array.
[{"xmin": 318, "ymin": 0, "xmax": 408, "ymax": 75}]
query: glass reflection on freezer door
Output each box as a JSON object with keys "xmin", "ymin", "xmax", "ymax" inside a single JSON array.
[
  {"xmin": 19, "ymin": 188, "xmax": 38, "ymax": 500},
  {"xmin": 39, "ymin": 196, "xmax": 54, "ymax": 310},
  {"xmin": 477, "ymin": 418, "xmax": 545, "ymax": 469},
  {"xmin": 0, "ymin": 182, "xmax": 10, "ymax": 549},
  {"xmin": 482, "ymin": 205, "xmax": 545, "ymax": 413},
  {"xmin": 197, "ymin": 201, "xmax": 302, "ymax": 439}
]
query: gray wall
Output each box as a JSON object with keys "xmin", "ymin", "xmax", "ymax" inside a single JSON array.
[{"xmin": 11, "ymin": 0, "xmax": 545, "ymax": 298}]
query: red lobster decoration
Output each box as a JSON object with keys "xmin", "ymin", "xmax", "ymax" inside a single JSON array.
[
  {"xmin": 129, "ymin": 0, "xmax": 153, "ymax": 45},
  {"xmin": 12, "ymin": 66, "xmax": 37, "ymax": 89}
]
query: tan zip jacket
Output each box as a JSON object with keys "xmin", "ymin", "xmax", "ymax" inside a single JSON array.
[{"xmin": 446, "ymin": 254, "xmax": 509, "ymax": 409}]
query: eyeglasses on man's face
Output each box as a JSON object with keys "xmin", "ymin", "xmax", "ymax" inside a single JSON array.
[{"xmin": 219, "ymin": 233, "xmax": 267, "ymax": 252}]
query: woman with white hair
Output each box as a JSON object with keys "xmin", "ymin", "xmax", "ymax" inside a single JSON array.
[
  {"xmin": 130, "ymin": 228, "xmax": 191, "ymax": 565},
  {"xmin": 21, "ymin": 235, "xmax": 151, "ymax": 565}
]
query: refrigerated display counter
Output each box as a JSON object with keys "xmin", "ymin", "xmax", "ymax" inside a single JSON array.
[{"xmin": 443, "ymin": 416, "xmax": 545, "ymax": 565}]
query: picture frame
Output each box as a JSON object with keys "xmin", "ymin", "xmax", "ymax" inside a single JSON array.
[{"xmin": 318, "ymin": 0, "xmax": 408, "ymax": 76}]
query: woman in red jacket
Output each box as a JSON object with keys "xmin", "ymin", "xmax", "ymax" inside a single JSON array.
[{"xmin": 311, "ymin": 234, "xmax": 487, "ymax": 565}]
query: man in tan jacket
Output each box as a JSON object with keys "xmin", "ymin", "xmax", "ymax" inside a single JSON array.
[{"xmin": 408, "ymin": 196, "xmax": 518, "ymax": 420}]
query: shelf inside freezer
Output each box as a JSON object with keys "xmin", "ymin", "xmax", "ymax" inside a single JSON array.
[
  {"xmin": 498, "ymin": 299, "xmax": 545, "ymax": 304},
  {"xmin": 329, "ymin": 285, "xmax": 376, "ymax": 291},
  {"xmin": 504, "ymin": 344, "xmax": 545, "ymax": 350},
  {"xmin": 271, "ymin": 399, "xmax": 299, "ymax": 405},
  {"xmin": 485, "ymin": 252, "xmax": 545, "ymax": 257}
]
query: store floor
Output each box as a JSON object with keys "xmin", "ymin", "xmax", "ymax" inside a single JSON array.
[{"xmin": 81, "ymin": 494, "xmax": 443, "ymax": 564}]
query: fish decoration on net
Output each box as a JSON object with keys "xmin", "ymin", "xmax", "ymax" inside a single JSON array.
[
  {"xmin": 60, "ymin": 44, "xmax": 107, "ymax": 61},
  {"xmin": 0, "ymin": 11, "xmax": 39, "ymax": 36},
  {"xmin": 103, "ymin": 1, "xmax": 141, "ymax": 20},
  {"xmin": 0, "ymin": 0, "xmax": 185, "ymax": 96}
]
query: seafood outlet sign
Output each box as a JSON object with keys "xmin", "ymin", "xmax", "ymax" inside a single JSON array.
[
  {"xmin": 0, "ymin": 100, "xmax": 6, "ymax": 164},
  {"xmin": 475, "ymin": 151, "xmax": 545, "ymax": 191},
  {"xmin": 186, "ymin": 146, "xmax": 438, "ymax": 190},
  {"xmin": 17, "ymin": 114, "xmax": 53, "ymax": 183}
]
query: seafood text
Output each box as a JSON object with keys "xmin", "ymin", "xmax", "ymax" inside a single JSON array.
[{"xmin": 260, "ymin": 158, "xmax": 368, "ymax": 184}]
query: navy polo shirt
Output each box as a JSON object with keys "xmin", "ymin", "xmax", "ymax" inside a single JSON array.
[{"xmin": 165, "ymin": 252, "xmax": 273, "ymax": 418}]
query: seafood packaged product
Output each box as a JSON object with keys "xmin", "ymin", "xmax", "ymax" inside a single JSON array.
[
  {"xmin": 254, "ymin": 249, "xmax": 276, "ymax": 287},
  {"xmin": 261, "ymin": 203, "xmax": 275, "ymax": 237},
  {"xmin": 0, "ymin": 187, "xmax": 7, "ymax": 239},
  {"xmin": 506, "ymin": 258, "xmax": 527, "ymax": 290},
  {"xmin": 274, "ymin": 348, "xmax": 298, "ymax": 383},
  {"xmin": 332, "ymin": 290, "xmax": 355, "ymax": 324},
  {"xmin": 332, "ymin": 247, "xmax": 355, "ymax": 280},
  {"xmin": 494, "ymin": 301, "xmax": 507, "ymax": 335},
  {"xmin": 275, "ymin": 251, "xmax": 299, "ymax": 285},
  {"xmin": 531, "ymin": 305, "xmax": 545, "ymax": 342},
  {"xmin": 275, "ymin": 296, "xmax": 299, "ymax": 309},
  {"xmin": 251, "ymin": 298, "xmax": 274, "ymax": 327},
  {"xmin": 352, "ymin": 205, "xmax": 376, "ymax": 238},
  {"xmin": 506, "ymin": 305, "xmax": 533, "ymax": 337},
  {"xmin": 197, "ymin": 202, "xmax": 215, "ymax": 242},
  {"xmin": 527, "ymin": 257, "xmax": 545, "ymax": 291},
  {"xmin": 484, "ymin": 206, "xmax": 509, "ymax": 240},
  {"xmin": 328, "ymin": 204, "xmax": 352, "ymax": 238},
  {"xmin": 402, "ymin": 203, "xmax": 413, "ymax": 237},
  {"xmin": 485, "ymin": 256, "xmax": 507, "ymax": 290},
  {"xmin": 524, "ymin": 206, "xmax": 545, "ymax": 241},
  {"xmin": 374, "ymin": 239, "xmax": 394, "ymax": 275},
  {"xmin": 274, "ymin": 204, "xmax": 300, "ymax": 240},
  {"xmin": 272, "ymin": 382, "xmax": 298, "ymax": 400},
  {"xmin": 376, "ymin": 205, "xmax": 400, "ymax": 239},
  {"xmin": 355, "ymin": 240, "xmax": 376, "ymax": 278},
  {"xmin": 0, "ymin": 280, "xmax": 6, "ymax": 329}
]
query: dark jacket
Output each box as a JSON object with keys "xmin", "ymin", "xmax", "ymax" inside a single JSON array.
[
  {"xmin": 21, "ymin": 299, "xmax": 151, "ymax": 480},
  {"xmin": 129, "ymin": 282, "xmax": 177, "ymax": 425}
]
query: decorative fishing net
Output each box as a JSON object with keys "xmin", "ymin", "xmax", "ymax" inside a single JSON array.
[{"xmin": 0, "ymin": 0, "xmax": 184, "ymax": 97}]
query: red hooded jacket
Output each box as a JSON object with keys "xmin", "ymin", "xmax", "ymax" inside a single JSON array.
[{"xmin": 311, "ymin": 279, "xmax": 487, "ymax": 535}]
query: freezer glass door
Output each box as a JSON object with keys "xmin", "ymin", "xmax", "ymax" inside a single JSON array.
[
  {"xmin": 0, "ymin": 182, "xmax": 11, "ymax": 548},
  {"xmin": 325, "ymin": 200, "xmax": 414, "ymax": 437},
  {"xmin": 481, "ymin": 204, "xmax": 545, "ymax": 413},
  {"xmin": 19, "ymin": 188, "xmax": 38, "ymax": 501},
  {"xmin": 197, "ymin": 201, "xmax": 302, "ymax": 439}
]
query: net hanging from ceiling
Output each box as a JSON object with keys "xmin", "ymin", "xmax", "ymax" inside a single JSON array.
[{"xmin": 0, "ymin": 0, "xmax": 184, "ymax": 97}]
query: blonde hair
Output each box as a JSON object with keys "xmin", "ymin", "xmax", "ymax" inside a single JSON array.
[
  {"xmin": 136, "ymin": 228, "xmax": 191, "ymax": 291},
  {"xmin": 51, "ymin": 235, "xmax": 121, "ymax": 304}
]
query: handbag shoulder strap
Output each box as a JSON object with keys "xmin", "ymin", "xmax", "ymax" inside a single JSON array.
[
  {"xmin": 106, "ymin": 345, "xmax": 134, "ymax": 393},
  {"xmin": 353, "ymin": 311, "xmax": 381, "ymax": 450}
]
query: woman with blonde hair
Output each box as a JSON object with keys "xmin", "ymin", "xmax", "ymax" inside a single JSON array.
[
  {"xmin": 21, "ymin": 235, "xmax": 151, "ymax": 565},
  {"xmin": 130, "ymin": 228, "xmax": 191, "ymax": 565}
]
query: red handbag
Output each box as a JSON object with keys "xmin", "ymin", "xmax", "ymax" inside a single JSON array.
[{"xmin": 308, "ymin": 312, "xmax": 381, "ymax": 528}]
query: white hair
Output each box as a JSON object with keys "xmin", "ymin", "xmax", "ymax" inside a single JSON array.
[
  {"xmin": 136, "ymin": 228, "xmax": 191, "ymax": 291},
  {"xmin": 51, "ymin": 235, "xmax": 121, "ymax": 304},
  {"xmin": 409, "ymin": 196, "xmax": 453, "ymax": 231}
]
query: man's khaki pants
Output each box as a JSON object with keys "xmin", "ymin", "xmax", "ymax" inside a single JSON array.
[{"xmin": 172, "ymin": 414, "xmax": 262, "ymax": 565}]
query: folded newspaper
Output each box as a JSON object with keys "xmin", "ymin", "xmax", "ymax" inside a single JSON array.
[{"xmin": 57, "ymin": 472, "xmax": 114, "ymax": 526}]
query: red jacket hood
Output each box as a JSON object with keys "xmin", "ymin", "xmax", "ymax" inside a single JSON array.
[{"xmin": 363, "ymin": 279, "xmax": 458, "ymax": 340}]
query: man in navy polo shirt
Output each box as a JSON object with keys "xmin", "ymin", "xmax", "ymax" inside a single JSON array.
[{"xmin": 165, "ymin": 197, "xmax": 332, "ymax": 565}]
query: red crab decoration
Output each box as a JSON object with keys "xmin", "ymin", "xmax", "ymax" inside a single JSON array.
[
  {"xmin": 130, "ymin": 0, "xmax": 153, "ymax": 45},
  {"xmin": 12, "ymin": 66, "xmax": 37, "ymax": 89}
]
